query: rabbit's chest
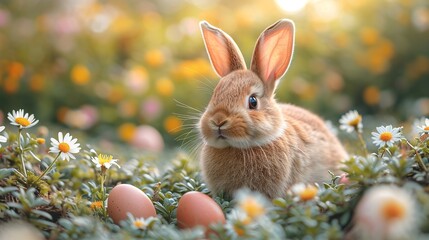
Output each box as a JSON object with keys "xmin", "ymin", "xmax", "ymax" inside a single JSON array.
[{"xmin": 201, "ymin": 145, "xmax": 294, "ymax": 189}]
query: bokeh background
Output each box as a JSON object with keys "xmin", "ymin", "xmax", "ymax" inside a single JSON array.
[{"xmin": 0, "ymin": 0, "xmax": 428, "ymax": 151}]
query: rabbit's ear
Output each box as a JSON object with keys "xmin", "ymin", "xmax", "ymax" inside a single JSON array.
[
  {"xmin": 251, "ymin": 19, "xmax": 295, "ymax": 94},
  {"xmin": 200, "ymin": 21, "xmax": 246, "ymax": 77}
]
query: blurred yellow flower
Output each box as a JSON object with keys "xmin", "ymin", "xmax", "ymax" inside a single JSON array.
[
  {"xmin": 363, "ymin": 86, "xmax": 380, "ymax": 106},
  {"xmin": 358, "ymin": 39, "xmax": 394, "ymax": 74},
  {"xmin": 107, "ymin": 87, "xmax": 125, "ymax": 103},
  {"xmin": 111, "ymin": 15, "xmax": 134, "ymax": 34},
  {"xmin": 144, "ymin": 49, "xmax": 165, "ymax": 68},
  {"xmin": 367, "ymin": 54, "xmax": 388, "ymax": 74},
  {"xmin": 415, "ymin": 56, "xmax": 429, "ymax": 73},
  {"xmin": 292, "ymin": 183, "xmax": 318, "ymax": 201},
  {"xmin": 227, "ymin": 209, "xmax": 252, "ymax": 237},
  {"xmin": 3, "ymin": 62, "xmax": 24, "ymax": 94},
  {"xmin": 360, "ymin": 27, "xmax": 380, "ymax": 45},
  {"xmin": 235, "ymin": 9, "xmax": 253, "ymax": 28},
  {"xmin": 324, "ymin": 71, "xmax": 344, "ymax": 92},
  {"xmin": 239, "ymin": 196, "xmax": 266, "ymax": 219},
  {"xmin": 8, "ymin": 62, "xmax": 24, "ymax": 79},
  {"xmin": 334, "ymin": 33, "xmax": 349, "ymax": 48},
  {"xmin": 156, "ymin": 77, "xmax": 174, "ymax": 96},
  {"xmin": 296, "ymin": 31, "xmax": 316, "ymax": 47},
  {"xmin": 171, "ymin": 58, "xmax": 215, "ymax": 81},
  {"xmin": 164, "ymin": 116, "xmax": 182, "ymax": 134},
  {"xmin": 376, "ymin": 40, "xmax": 395, "ymax": 59},
  {"xmin": 342, "ymin": 0, "xmax": 368, "ymax": 9},
  {"xmin": 234, "ymin": 226, "xmax": 246, "ymax": 236},
  {"xmin": 29, "ymin": 74, "xmax": 45, "ymax": 92},
  {"xmin": 141, "ymin": 12, "xmax": 162, "ymax": 29},
  {"xmin": 118, "ymin": 100, "xmax": 137, "ymax": 118},
  {"xmin": 118, "ymin": 123, "xmax": 136, "ymax": 142},
  {"xmin": 406, "ymin": 56, "xmax": 429, "ymax": 80},
  {"xmin": 300, "ymin": 85, "xmax": 317, "ymax": 101},
  {"xmin": 56, "ymin": 107, "xmax": 69, "ymax": 123},
  {"xmin": 90, "ymin": 201, "xmax": 103, "ymax": 210},
  {"xmin": 300, "ymin": 186, "xmax": 318, "ymax": 201},
  {"xmin": 83, "ymin": 2, "xmax": 103, "ymax": 16},
  {"xmin": 71, "ymin": 64, "xmax": 91, "ymax": 85},
  {"xmin": 399, "ymin": 0, "xmax": 412, "ymax": 7},
  {"xmin": 4, "ymin": 77, "xmax": 20, "ymax": 94},
  {"xmin": 36, "ymin": 138, "xmax": 45, "ymax": 145}
]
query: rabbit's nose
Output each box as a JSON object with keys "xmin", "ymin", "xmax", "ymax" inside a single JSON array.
[
  {"xmin": 210, "ymin": 112, "xmax": 229, "ymax": 129},
  {"xmin": 210, "ymin": 119, "xmax": 228, "ymax": 128}
]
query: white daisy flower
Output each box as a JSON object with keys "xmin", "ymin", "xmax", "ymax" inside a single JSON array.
[
  {"xmin": 417, "ymin": 118, "xmax": 429, "ymax": 135},
  {"xmin": 291, "ymin": 183, "xmax": 318, "ymax": 201},
  {"xmin": 49, "ymin": 132, "xmax": 81, "ymax": 161},
  {"xmin": 130, "ymin": 216, "xmax": 157, "ymax": 230},
  {"xmin": 132, "ymin": 217, "xmax": 148, "ymax": 230},
  {"xmin": 7, "ymin": 109, "xmax": 39, "ymax": 129},
  {"xmin": 235, "ymin": 189, "xmax": 270, "ymax": 220},
  {"xmin": 91, "ymin": 153, "xmax": 120, "ymax": 169},
  {"xmin": 226, "ymin": 209, "xmax": 253, "ymax": 237},
  {"xmin": 339, "ymin": 110, "xmax": 363, "ymax": 133},
  {"xmin": 0, "ymin": 126, "xmax": 7, "ymax": 147},
  {"xmin": 371, "ymin": 125, "xmax": 402, "ymax": 148},
  {"xmin": 353, "ymin": 185, "xmax": 418, "ymax": 240}
]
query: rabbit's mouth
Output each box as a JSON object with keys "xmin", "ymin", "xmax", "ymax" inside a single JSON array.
[
  {"xmin": 217, "ymin": 128, "xmax": 227, "ymax": 139},
  {"xmin": 217, "ymin": 135, "xmax": 226, "ymax": 140}
]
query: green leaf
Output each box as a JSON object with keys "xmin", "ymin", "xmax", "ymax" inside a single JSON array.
[
  {"xmin": 0, "ymin": 168, "xmax": 15, "ymax": 179},
  {"xmin": 7, "ymin": 202, "xmax": 23, "ymax": 210},
  {"xmin": 31, "ymin": 209, "xmax": 53, "ymax": 220},
  {"xmin": 31, "ymin": 218, "xmax": 57, "ymax": 228},
  {"xmin": 0, "ymin": 186, "xmax": 18, "ymax": 195}
]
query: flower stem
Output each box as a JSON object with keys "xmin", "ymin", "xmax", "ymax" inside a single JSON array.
[
  {"xmin": 380, "ymin": 148, "xmax": 387, "ymax": 158},
  {"xmin": 356, "ymin": 131, "xmax": 369, "ymax": 157},
  {"xmin": 34, "ymin": 153, "xmax": 61, "ymax": 183},
  {"xmin": 18, "ymin": 128, "xmax": 27, "ymax": 178},
  {"xmin": 100, "ymin": 170, "xmax": 108, "ymax": 219},
  {"xmin": 415, "ymin": 151, "xmax": 428, "ymax": 172},
  {"xmin": 406, "ymin": 140, "xmax": 428, "ymax": 172},
  {"xmin": 13, "ymin": 168, "xmax": 25, "ymax": 179}
]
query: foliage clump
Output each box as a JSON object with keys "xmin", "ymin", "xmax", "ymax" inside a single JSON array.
[{"xmin": 1, "ymin": 109, "xmax": 429, "ymax": 239}]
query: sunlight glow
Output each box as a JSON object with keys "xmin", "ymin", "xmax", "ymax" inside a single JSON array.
[{"xmin": 275, "ymin": 0, "xmax": 310, "ymax": 13}]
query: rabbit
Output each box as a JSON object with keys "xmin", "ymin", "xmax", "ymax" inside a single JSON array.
[{"xmin": 197, "ymin": 19, "xmax": 348, "ymax": 199}]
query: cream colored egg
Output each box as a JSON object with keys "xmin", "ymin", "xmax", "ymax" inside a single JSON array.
[{"xmin": 107, "ymin": 184, "xmax": 157, "ymax": 224}]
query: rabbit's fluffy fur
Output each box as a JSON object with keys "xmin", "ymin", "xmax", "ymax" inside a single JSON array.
[{"xmin": 198, "ymin": 19, "xmax": 348, "ymax": 198}]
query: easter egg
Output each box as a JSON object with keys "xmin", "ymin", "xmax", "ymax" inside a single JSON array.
[
  {"xmin": 107, "ymin": 184, "xmax": 156, "ymax": 224},
  {"xmin": 177, "ymin": 191, "xmax": 226, "ymax": 231},
  {"xmin": 131, "ymin": 125, "xmax": 164, "ymax": 152}
]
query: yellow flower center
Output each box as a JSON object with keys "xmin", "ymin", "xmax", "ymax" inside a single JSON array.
[
  {"xmin": 90, "ymin": 201, "xmax": 103, "ymax": 209},
  {"xmin": 36, "ymin": 138, "xmax": 45, "ymax": 144},
  {"xmin": 58, "ymin": 142, "xmax": 70, "ymax": 153},
  {"xmin": 234, "ymin": 225, "xmax": 246, "ymax": 236},
  {"xmin": 381, "ymin": 199, "xmax": 405, "ymax": 221},
  {"xmin": 380, "ymin": 132, "xmax": 393, "ymax": 142},
  {"xmin": 239, "ymin": 197, "xmax": 265, "ymax": 219},
  {"xmin": 300, "ymin": 186, "xmax": 318, "ymax": 201},
  {"xmin": 133, "ymin": 220, "xmax": 146, "ymax": 229},
  {"xmin": 15, "ymin": 117, "xmax": 30, "ymax": 127},
  {"xmin": 242, "ymin": 216, "xmax": 252, "ymax": 225},
  {"xmin": 348, "ymin": 115, "xmax": 362, "ymax": 127},
  {"xmin": 424, "ymin": 126, "xmax": 429, "ymax": 131},
  {"xmin": 98, "ymin": 154, "xmax": 113, "ymax": 165}
]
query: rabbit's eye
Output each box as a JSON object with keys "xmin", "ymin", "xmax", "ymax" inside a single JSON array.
[{"xmin": 248, "ymin": 95, "xmax": 258, "ymax": 109}]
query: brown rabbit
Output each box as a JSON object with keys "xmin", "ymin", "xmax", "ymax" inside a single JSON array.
[{"xmin": 198, "ymin": 19, "xmax": 348, "ymax": 199}]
